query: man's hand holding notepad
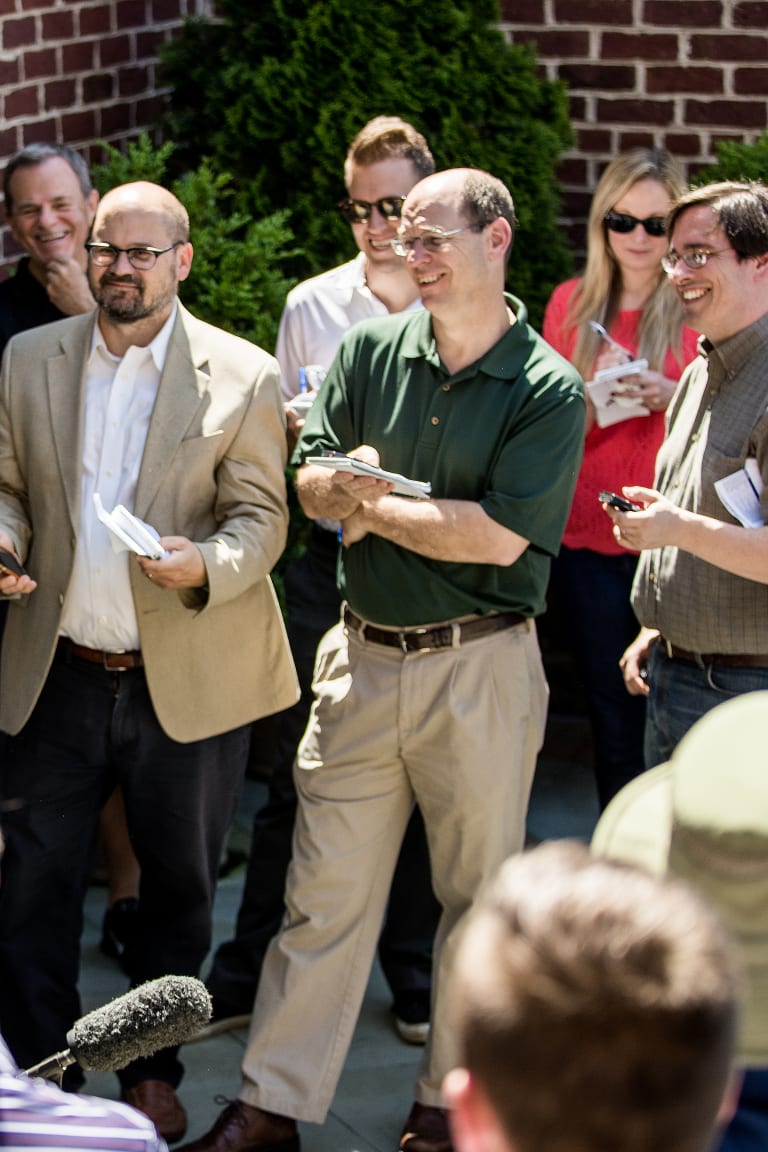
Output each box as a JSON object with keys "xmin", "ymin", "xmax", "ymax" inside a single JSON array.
[
  {"xmin": 94, "ymin": 493, "xmax": 169, "ymax": 559},
  {"xmin": 305, "ymin": 452, "xmax": 432, "ymax": 500}
]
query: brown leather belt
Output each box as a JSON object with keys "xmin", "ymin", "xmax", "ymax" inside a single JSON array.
[
  {"xmin": 58, "ymin": 637, "xmax": 144, "ymax": 671},
  {"xmin": 659, "ymin": 636, "xmax": 768, "ymax": 669},
  {"xmin": 343, "ymin": 606, "xmax": 526, "ymax": 653}
]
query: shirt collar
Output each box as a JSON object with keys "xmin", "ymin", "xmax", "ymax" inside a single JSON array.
[
  {"xmin": 400, "ymin": 293, "xmax": 531, "ymax": 380},
  {"xmin": 699, "ymin": 311, "xmax": 768, "ymax": 376},
  {"xmin": 89, "ymin": 300, "xmax": 179, "ymax": 371}
]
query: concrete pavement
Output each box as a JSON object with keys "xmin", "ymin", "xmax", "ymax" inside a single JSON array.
[{"xmin": 77, "ymin": 707, "xmax": 599, "ymax": 1151}]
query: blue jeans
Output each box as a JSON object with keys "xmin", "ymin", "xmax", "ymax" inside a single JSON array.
[
  {"xmin": 549, "ymin": 547, "xmax": 646, "ymax": 809},
  {"xmin": 644, "ymin": 641, "xmax": 768, "ymax": 768},
  {"xmin": 0, "ymin": 645, "xmax": 249, "ymax": 1088}
]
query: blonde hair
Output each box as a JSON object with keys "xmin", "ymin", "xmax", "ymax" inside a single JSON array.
[
  {"xmin": 343, "ymin": 116, "xmax": 434, "ymax": 188},
  {"xmin": 566, "ymin": 148, "xmax": 688, "ymax": 378}
]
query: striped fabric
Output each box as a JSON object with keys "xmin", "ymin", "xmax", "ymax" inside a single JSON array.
[{"xmin": 0, "ymin": 1039, "xmax": 166, "ymax": 1151}]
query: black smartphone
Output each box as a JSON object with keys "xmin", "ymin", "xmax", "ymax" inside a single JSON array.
[
  {"xmin": 598, "ymin": 491, "xmax": 642, "ymax": 513},
  {"xmin": 0, "ymin": 548, "xmax": 26, "ymax": 578}
]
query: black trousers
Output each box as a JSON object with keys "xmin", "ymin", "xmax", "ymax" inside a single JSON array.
[
  {"xmin": 206, "ymin": 526, "xmax": 440, "ymax": 1012},
  {"xmin": 0, "ymin": 644, "xmax": 249, "ymax": 1088}
]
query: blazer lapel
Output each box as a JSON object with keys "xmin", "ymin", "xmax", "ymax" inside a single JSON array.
[
  {"xmin": 47, "ymin": 316, "xmax": 95, "ymax": 533},
  {"xmin": 134, "ymin": 306, "xmax": 211, "ymax": 519}
]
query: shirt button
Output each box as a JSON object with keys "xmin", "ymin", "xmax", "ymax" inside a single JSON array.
[
  {"xmin": 442, "ymin": 383, "xmax": 450, "ymax": 392},
  {"xmin": 649, "ymin": 573, "xmax": 656, "ymax": 584},
  {"xmin": 431, "ymin": 416, "xmax": 440, "ymax": 426}
]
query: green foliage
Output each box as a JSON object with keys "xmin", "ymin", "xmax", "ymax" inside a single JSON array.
[
  {"xmin": 92, "ymin": 133, "xmax": 175, "ymax": 187},
  {"xmin": 695, "ymin": 133, "xmax": 768, "ymax": 185},
  {"xmin": 159, "ymin": 0, "xmax": 573, "ymax": 325},
  {"xmin": 91, "ymin": 136, "xmax": 299, "ymax": 351}
]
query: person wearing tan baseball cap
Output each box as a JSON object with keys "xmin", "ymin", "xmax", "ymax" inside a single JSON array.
[{"xmin": 593, "ymin": 690, "xmax": 768, "ymax": 1151}]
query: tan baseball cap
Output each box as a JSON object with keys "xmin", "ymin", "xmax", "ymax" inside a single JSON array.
[{"xmin": 592, "ymin": 691, "xmax": 768, "ymax": 1066}]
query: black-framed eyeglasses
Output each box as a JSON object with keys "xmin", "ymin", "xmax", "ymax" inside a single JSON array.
[
  {"xmin": 85, "ymin": 241, "xmax": 184, "ymax": 270},
  {"xmin": 337, "ymin": 196, "xmax": 406, "ymax": 224},
  {"xmin": 391, "ymin": 222, "xmax": 487, "ymax": 257},
  {"xmin": 604, "ymin": 211, "xmax": 667, "ymax": 238}
]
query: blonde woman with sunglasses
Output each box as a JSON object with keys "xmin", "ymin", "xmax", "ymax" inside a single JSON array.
[{"xmin": 543, "ymin": 148, "xmax": 699, "ymax": 809}]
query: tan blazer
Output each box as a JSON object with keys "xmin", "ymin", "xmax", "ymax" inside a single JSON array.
[{"xmin": 0, "ymin": 303, "xmax": 299, "ymax": 741}]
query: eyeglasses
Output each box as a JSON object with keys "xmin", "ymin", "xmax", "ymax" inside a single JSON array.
[
  {"xmin": 604, "ymin": 211, "xmax": 667, "ymax": 238},
  {"xmin": 85, "ymin": 241, "xmax": 184, "ymax": 269},
  {"xmin": 661, "ymin": 248, "xmax": 733, "ymax": 274},
  {"xmin": 391, "ymin": 224, "xmax": 486, "ymax": 257},
  {"xmin": 337, "ymin": 196, "xmax": 406, "ymax": 224}
]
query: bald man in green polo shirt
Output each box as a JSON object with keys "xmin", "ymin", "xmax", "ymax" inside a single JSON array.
[{"xmin": 180, "ymin": 168, "xmax": 585, "ymax": 1152}]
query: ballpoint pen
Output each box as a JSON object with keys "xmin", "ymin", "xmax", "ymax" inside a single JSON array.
[{"xmin": 588, "ymin": 320, "xmax": 632, "ymax": 359}]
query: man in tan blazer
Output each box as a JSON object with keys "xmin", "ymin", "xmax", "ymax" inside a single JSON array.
[{"xmin": 0, "ymin": 182, "xmax": 297, "ymax": 1142}]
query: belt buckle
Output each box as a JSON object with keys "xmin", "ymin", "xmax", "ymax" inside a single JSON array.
[
  {"xmin": 104, "ymin": 650, "xmax": 130, "ymax": 671},
  {"xmin": 399, "ymin": 624, "xmax": 459, "ymax": 653},
  {"xmin": 399, "ymin": 627, "xmax": 428, "ymax": 654}
]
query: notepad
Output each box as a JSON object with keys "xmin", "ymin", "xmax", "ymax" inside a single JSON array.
[
  {"xmin": 586, "ymin": 359, "xmax": 650, "ymax": 428},
  {"xmin": 305, "ymin": 453, "xmax": 432, "ymax": 500},
  {"xmin": 94, "ymin": 494, "xmax": 168, "ymax": 559},
  {"xmin": 714, "ymin": 459, "xmax": 765, "ymax": 529}
]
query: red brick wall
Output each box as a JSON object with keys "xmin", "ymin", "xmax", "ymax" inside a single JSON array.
[
  {"xmin": 0, "ymin": 0, "xmax": 213, "ymax": 264},
  {"xmin": 500, "ymin": 0, "xmax": 768, "ymax": 251},
  {"xmin": 1, "ymin": 2, "xmax": 767, "ymax": 267}
]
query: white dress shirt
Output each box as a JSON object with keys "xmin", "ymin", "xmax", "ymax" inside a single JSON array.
[
  {"xmin": 60, "ymin": 306, "xmax": 177, "ymax": 651},
  {"xmin": 275, "ymin": 252, "xmax": 422, "ymax": 399}
]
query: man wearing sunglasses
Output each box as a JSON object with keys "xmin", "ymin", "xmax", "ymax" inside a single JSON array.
[
  {"xmin": 603, "ymin": 180, "xmax": 768, "ymax": 766},
  {"xmin": 0, "ymin": 180, "xmax": 297, "ymax": 1141},
  {"xmin": 201, "ymin": 116, "xmax": 441, "ymax": 1049},
  {"xmin": 180, "ymin": 168, "xmax": 584, "ymax": 1152}
]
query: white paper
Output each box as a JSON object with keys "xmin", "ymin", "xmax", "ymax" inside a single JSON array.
[
  {"xmin": 94, "ymin": 493, "xmax": 168, "ymax": 559},
  {"xmin": 305, "ymin": 454, "xmax": 432, "ymax": 499},
  {"xmin": 586, "ymin": 359, "xmax": 650, "ymax": 428},
  {"xmin": 714, "ymin": 459, "xmax": 765, "ymax": 529}
]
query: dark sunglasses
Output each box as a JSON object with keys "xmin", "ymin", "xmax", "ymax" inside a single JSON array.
[
  {"xmin": 604, "ymin": 211, "xmax": 667, "ymax": 238},
  {"xmin": 337, "ymin": 196, "xmax": 406, "ymax": 224}
]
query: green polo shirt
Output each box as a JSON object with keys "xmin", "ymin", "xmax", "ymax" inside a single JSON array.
[{"xmin": 295, "ymin": 296, "xmax": 584, "ymax": 627}]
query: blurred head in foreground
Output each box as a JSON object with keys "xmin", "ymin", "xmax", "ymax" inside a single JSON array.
[{"xmin": 444, "ymin": 840, "xmax": 740, "ymax": 1152}]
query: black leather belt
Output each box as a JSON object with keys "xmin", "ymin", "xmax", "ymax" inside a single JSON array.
[
  {"xmin": 58, "ymin": 637, "xmax": 144, "ymax": 671},
  {"xmin": 343, "ymin": 606, "xmax": 526, "ymax": 653},
  {"xmin": 659, "ymin": 636, "xmax": 768, "ymax": 669}
]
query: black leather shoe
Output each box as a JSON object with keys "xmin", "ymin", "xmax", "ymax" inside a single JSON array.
[
  {"xmin": 100, "ymin": 896, "xmax": 140, "ymax": 974},
  {"xmin": 176, "ymin": 1100, "xmax": 299, "ymax": 1152},
  {"xmin": 400, "ymin": 1102, "xmax": 453, "ymax": 1152}
]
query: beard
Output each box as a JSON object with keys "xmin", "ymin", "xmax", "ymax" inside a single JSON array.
[{"xmin": 92, "ymin": 273, "xmax": 174, "ymax": 324}]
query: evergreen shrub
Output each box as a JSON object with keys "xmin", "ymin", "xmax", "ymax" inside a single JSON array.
[
  {"xmin": 695, "ymin": 132, "xmax": 768, "ymax": 185},
  {"xmin": 159, "ymin": 0, "xmax": 574, "ymax": 326}
]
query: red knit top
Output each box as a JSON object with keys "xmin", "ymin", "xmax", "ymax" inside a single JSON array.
[{"xmin": 543, "ymin": 278, "xmax": 700, "ymax": 555}]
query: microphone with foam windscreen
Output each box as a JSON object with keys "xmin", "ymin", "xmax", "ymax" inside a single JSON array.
[{"xmin": 24, "ymin": 975, "xmax": 212, "ymax": 1080}]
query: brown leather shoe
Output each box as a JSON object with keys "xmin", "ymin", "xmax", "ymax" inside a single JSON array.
[
  {"xmin": 175, "ymin": 1100, "xmax": 299, "ymax": 1152},
  {"xmin": 400, "ymin": 1101, "xmax": 453, "ymax": 1152},
  {"xmin": 121, "ymin": 1079, "xmax": 188, "ymax": 1144}
]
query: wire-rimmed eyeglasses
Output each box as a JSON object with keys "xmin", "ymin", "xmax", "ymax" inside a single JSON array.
[
  {"xmin": 661, "ymin": 248, "xmax": 733, "ymax": 274},
  {"xmin": 391, "ymin": 223, "xmax": 486, "ymax": 257}
]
